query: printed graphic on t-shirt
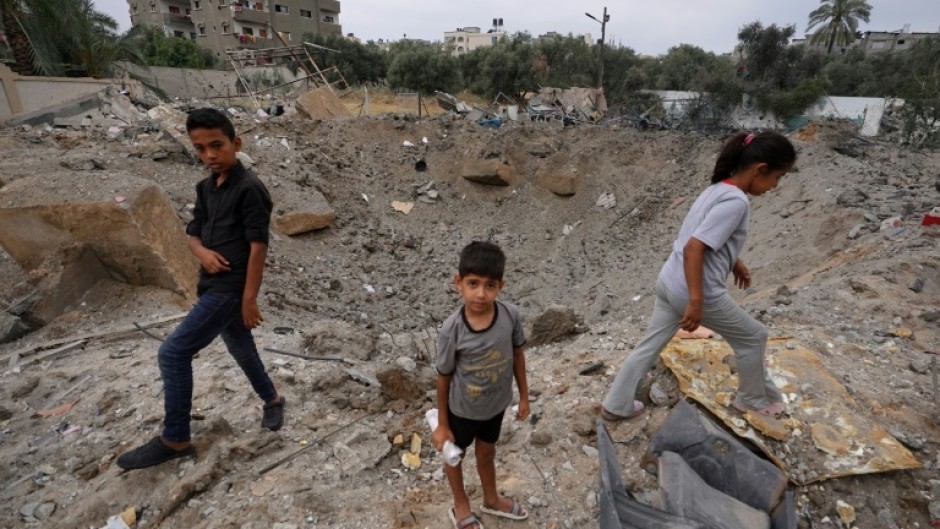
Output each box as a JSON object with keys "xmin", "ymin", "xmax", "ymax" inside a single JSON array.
[{"xmin": 463, "ymin": 349, "xmax": 511, "ymax": 398}]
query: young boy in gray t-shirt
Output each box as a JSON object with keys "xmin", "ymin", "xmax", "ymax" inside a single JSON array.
[{"xmin": 433, "ymin": 241, "xmax": 530, "ymax": 528}]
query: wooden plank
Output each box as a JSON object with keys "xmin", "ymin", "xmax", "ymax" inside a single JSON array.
[
  {"xmin": 0, "ymin": 312, "xmax": 187, "ymax": 365},
  {"xmin": 4, "ymin": 340, "xmax": 87, "ymax": 374}
]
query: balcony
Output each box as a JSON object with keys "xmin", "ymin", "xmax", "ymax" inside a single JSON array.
[
  {"xmin": 162, "ymin": 12, "xmax": 194, "ymax": 25},
  {"xmin": 232, "ymin": 6, "xmax": 269, "ymax": 24},
  {"xmin": 319, "ymin": 0, "xmax": 340, "ymax": 13}
]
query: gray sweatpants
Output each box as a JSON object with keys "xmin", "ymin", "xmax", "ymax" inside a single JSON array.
[{"xmin": 603, "ymin": 279, "xmax": 783, "ymax": 415}]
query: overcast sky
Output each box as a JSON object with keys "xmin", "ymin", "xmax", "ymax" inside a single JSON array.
[{"xmin": 97, "ymin": 0, "xmax": 940, "ymax": 56}]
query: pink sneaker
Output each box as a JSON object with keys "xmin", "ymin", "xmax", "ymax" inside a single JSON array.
[
  {"xmin": 600, "ymin": 401, "xmax": 645, "ymax": 421},
  {"xmin": 733, "ymin": 401, "xmax": 786, "ymax": 418}
]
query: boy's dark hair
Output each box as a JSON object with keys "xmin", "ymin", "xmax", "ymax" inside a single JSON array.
[
  {"xmin": 185, "ymin": 108, "xmax": 236, "ymax": 140},
  {"xmin": 712, "ymin": 131, "xmax": 796, "ymax": 183},
  {"xmin": 459, "ymin": 241, "xmax": 506, "ymax": 280}
]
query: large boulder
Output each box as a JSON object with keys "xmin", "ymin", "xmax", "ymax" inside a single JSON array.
[
  {"xmin": 535, "ymin": 165, "xmax": 581, "ymax": 196},
  {"xmin": 28, "ymin": 244, "xmax": 111, "ymax": 324},
  {"xmin": 272, "ymin": 189, "xmax": 335, "ymax": 235},
  {"xmin": 462, "ymin": 159, "xmax": 515, "ymax": 186},
  {"xmin": 0, "ymin": 174, "xmax": 198, "ymax": 300}
]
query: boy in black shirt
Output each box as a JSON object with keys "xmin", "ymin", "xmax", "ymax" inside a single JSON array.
[{"xmin": 118, "ymin": 108, "xmax": 284, "ymax": 470}]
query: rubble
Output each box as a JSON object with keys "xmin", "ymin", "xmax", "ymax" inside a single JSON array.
[
  {"xmin": 527, "ymin": 305, "xmax": 584, "ymax": 347},
  {"xmin": 295, "ymin": 87, "xmax": 351, "ymax": 120},
  {"xmin": 461, "ymin": 158, "xmax": 515, "ymax": 186},
  {"xmin": 0, "ymin": 95, "xmax": 937, "ymax": 529},
  {"xmin": 272, "ymin": 191, "xmax": 336, "ymax": 235}
]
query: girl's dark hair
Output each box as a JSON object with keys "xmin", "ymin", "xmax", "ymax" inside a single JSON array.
[
  {"xmin": 712, "ymin": 131, "xmax": 796, "ymax": 183},
  {"xmin": 459, "ymin": 241, "xmax": 506, "ymax": 280},
  {"xmin": 185, "ymin": 108, "xmax": 236, "ymax": 140}
]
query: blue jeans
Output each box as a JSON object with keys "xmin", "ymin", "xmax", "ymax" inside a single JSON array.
[{"xmin": 158, "ymin": 291, "xmax": 277, "ymax": 442}]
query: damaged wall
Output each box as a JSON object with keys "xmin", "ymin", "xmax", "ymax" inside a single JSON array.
[
  {"xmin": 0, "ymin": 64, "xmax": 140, "ymax": 121},
  {"xmin": 117, "ymin": 62, "xmax": 303, "ymax": 101}
]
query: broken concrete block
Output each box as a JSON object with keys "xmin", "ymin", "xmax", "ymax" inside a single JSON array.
[
  {"xmin": 0, "ymin": 312, "xmax": 32, "ymax": 345},
  {"xmin": 650, "ymin": 400, "xmax": 788, "ymax": 513},
  {"xmin": 461, "ymin": 159, "xmax": 514, "ymax": 186},
  {"xmin": 0, "ymin": 175, "xmax": 198, "ymax": 300},
  {"xmin": 659, "ymin": 451, "xmax": 771, "ymax": 529},
  {"xmin": 28, "ymin": 244, "xmax": 110, "ymax": 324},
  {"xmin": 745, "ymin": 411, "xmax": 790, "ymax": 442},
  {"xmin": 295, "ymin": 86, "xmax": 351, "ymax": 120},
  {"xmin": 526, "ymin": 305, "xmax": 583, "ymax": 347},
  {"xmin": 535, "ymin": 165, "xmax": 581, "ymax": 196},
  {"xmin": 273, "ymin": 193, "xmax": 335, "ymax": 235},
  {"xmin": 300, "ymin": 320, "xmax": 375, "ymax": 362},
  {"xmin": 597, "ymin": 420, "xmax": 707, "ymax": 529},
  {"xmin": 333, "ymin": 426, "xmax": 391, "ymax": 476},
  {"xmin": 771, "ymin": 491, "xmax": 797, "ymax": 529},
  {"xmin": 146, "ymin": 104, "xmax": 196, "ymax": 162}
]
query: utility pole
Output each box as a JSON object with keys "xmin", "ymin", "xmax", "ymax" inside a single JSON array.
[{"xmin": 586, "ymin": 7, "xmax": 610, "ymax": 90}]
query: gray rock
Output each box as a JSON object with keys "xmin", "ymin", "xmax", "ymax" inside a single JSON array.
[
  {"xmin": 394, "ymin": 356, "xmax": 417, "ymax": 372},
  {"xmin": 910, "ymin": 357, "xmax": 930, "ymax": 374},
  {"xmin": 33, "ymin": 502, "xmax": 55, "ymax": 519},
  {"xmin": 848, "ymin": 224, "xmax": 865, "ymax": 239},
  {"xmin": 582, "ymin": 445, "xmax": 599, "ymax": 459},
  {"xmin": 836, "ymin": 189, "xmax": 869, "ymax": 207},
  {"xmin": 530, "ymin": 431, "xmax": 552, "ymax": 446},
  {"xmin": 649, "ymin": 382, "xmax": 670, "ymax": 406}
]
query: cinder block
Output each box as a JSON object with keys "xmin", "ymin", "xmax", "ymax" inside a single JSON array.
[
  {"xmin": 598, "ymin": 419, "xmax": 707, "ymax": 529},
  {"xmin": 659, "ymin": 451, "xmax": 771, "ymax": 529},
  {"xmin": 650, "ymin": 399, "xmax": 788, "ymax": 512}
]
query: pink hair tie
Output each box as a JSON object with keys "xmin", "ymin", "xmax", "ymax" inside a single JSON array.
[{"xmin": 743, "ymin": 133, "xmax": 755, "ymax": 146}]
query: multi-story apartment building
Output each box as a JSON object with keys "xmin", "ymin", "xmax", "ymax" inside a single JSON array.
[
  {"xmin": 792, "ymin": 23, "xmax": 937, "ymax": 55},
  {"xmin": 128, "ymin": 0, "xmax": 342, "ymax": 60},
  {"xmin": 444, "ymin": 20, "xmax": 507, "ymax": 56}
]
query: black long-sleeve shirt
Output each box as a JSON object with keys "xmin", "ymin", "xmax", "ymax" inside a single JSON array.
[{"xmin": 185, "ymin": 162, "xmax": 272, "ymax": 295}]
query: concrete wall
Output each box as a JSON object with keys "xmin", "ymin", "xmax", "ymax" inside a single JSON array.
[
  {"xmin": 0, "ymin": 64, "xmax": 141, "ymax": 121},
  {"xmin": 118, "ymin": 61, "xmax": 304, "ymax": 101},
  {"xmin": 648, "ymin": 90, "xmax": 900, "ymax": 137}
]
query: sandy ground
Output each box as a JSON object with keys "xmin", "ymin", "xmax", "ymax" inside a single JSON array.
[{"xmin": 0, "ymin": 108, "xmax": 938, "ymax": 529}]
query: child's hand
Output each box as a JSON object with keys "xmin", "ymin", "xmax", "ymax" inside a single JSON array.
[
  {"xmin": 679, "ymin": 301, "xmax": 702, "ymax": 332},
  {"xmin": 242, "ymin": 298, "xmax": 263, "ymax": 329},
  {"xmin": 198, "ymin": 248, "xmax": 231, "ymax": 274},
  {"xmin": 432, "ymin": 425, "xmax": 454, "ymax": 451},
  {"xmin": 732, "ymin": 260, "xmax": 751, "ymax": 289},
  {"xmin": 515, "ymin": 400, "xmax": 530, "ymax": 421}
]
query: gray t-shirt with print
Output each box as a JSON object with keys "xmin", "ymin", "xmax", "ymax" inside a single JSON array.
[
  {"xmin": 436, "ymin": 300, "xmax": 526, "ymax": 421},
  {"xmin": 659, "ymin": 183, "xmax": 749, "ymax": 301}
]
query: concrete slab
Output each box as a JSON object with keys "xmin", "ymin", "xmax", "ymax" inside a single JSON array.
[
  {"xmin": 650, "ymin": 399, "xmax": 788, "ymax": 513},
  {"xmin": 660, "ymin": 338, "xmax": 921, "ymax": 484},
  {"xmin": 28, "ymin": 244, "xmax": 111, "ymax": 324},
  {"xmin": 296, "ymin": 86, "xmax": 350, "ymax": 120},
  {"xmin": 659, "ymin": 451, "xmax": 771, "ymax": 529},
  {"xmin": 0, "ymin": 175, "xmax": 198, "ymax": 300}
]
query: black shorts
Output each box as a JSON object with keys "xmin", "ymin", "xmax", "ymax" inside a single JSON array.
[{"xmin": 447, "ymin": 409, "xmax": 505, "ymax": 450}]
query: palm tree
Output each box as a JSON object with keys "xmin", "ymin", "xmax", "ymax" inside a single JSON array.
[
  {"xmin": 806, "ymin": 0, "xmax": 872, "ymax": 54},
  {"xmin": 1, "ymin": 0, "xmax": 144, "ymax": 76}
]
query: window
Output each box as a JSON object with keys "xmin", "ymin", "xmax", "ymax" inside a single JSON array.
[
  {"xmin": 243, "ymin": 27, "xmax": 253, "ymax": 35},
  {"xmin": 168, "ymin": 6, "xmax": 180, "ymax": 14},
  {"xmin": 193, "ymin": 0, "xmax": 200, "ymax": 8},
  {"xmin": 199, "ymin": 27, "xmax": 206, "ymax": 35},
  {"xmin": 491, "ymin": 36, "xmax": 497, "ymax": 44},
  {"xmin": 322, "ymin": 15, "xmax": 334, "ymax": 23},
  {"xmin": 457, "ymin": 46, "xmax": 464, "ymax": 52},
  {"xmin": 131, "ymin": 3, "xmax": 138, "ymax": 12},
  {"xmin": 457, "ymin": 36, "xmax": 464, "ymax": 42},
  {"xmin": 283, "ymin": 31, "xmax": 291, "ymax": 40},
  {"xmin": 190, "ymin": 32, "xmax": 196, "ymax": 39},
  {"xmin": 150, "ymin": 3, "xmax": 156, "ymax": 11},
  {"xmin": 259, "ymin": 28, "xmax": 267, "ymax": 37},
  {"xmin": 174, "ymin": 30, "xmax": 185, "ymax": 37},
  {"xmin": 274, "ymin": 4, "xmax": 287, "ymax": 13},
  {"xmin": 897, "ymin": 39, "xmax": 906, "ymax": 45},
  {"xmin": 300, "ymin": 8, "xmax": 311, "ymax": 17}
]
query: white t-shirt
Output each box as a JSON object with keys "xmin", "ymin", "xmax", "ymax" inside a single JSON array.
[{"xmin": 659, "ymin": 182, "xmax": 749, "ymax": 302}]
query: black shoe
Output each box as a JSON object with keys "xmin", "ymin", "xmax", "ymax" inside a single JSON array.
[
  {"xmin": 116, "ymin": 437, "xmax": 195, "ymax": 470},
  {"xmin": 262, "ymin": 397, "xmax": 286, "ymax": 431}
]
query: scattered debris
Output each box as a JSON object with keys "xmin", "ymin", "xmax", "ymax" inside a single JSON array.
[{"xmin": 391, "ymin": 201, "xmax": 414, "ymax": 215}]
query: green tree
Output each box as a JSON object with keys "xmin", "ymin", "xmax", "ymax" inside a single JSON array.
[
  {"xmin": 807, "ymin": 0, "xmax": 872, "ymax": 54},
  {"xmin": 655, "ymin": 44, "xmax": 725, "ymax": 90},
  {"xmin": 895, "ymin": 36, "xmax": 940, "ymax": 147},
  {"xmin": 1, "ymin": 0, "xmax": 145, "ymax": 76},
  {"xmin": 135, "ymin": 25, "xmax": 215, "ymax": 69},
  {"xmin": 386, "ymin": 41, "xmax": 461, "ymax": 94},
  {"xmin": 301, "ymin": 32, "xmax": 387, "ymax": 85},
  {"xmin": 737, "ymin": 22, "xmax": 796, "ymax": 84}
]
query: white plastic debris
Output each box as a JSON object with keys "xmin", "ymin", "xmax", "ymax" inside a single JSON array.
[
  {"xmin": 426, "ymin": 409, "xmax": 462, "ymax": 466},
  {"xmin": 595, "ymin": 192, "xmax": 617, "ymax": 209},
  {"xmin": 402, "ymin": 140, "xmax": 415, "ymax": 148},
  {"xmin": 279, "ymin": 137, "xmax": 290, "ymax": 149},
  {"xmin": 421, "ymin": 136, "xmax": 428, "ymax": 144}
]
